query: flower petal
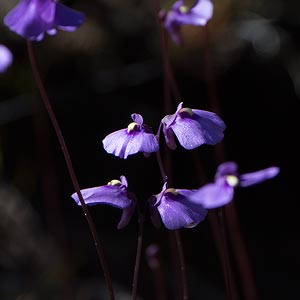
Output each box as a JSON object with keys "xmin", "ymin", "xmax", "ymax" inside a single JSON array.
[
  {"xmin": 102, "ymin": 129, "xmax": 131, "ymax": 158},
  {"xmin": 191, "ymin": 183, "xmax": 234, "ymax": 209},
  {"xmin": 4, "ymin": 0, "xmax": 84, "ymax": 40},
  {"xmin": 103, "ymin": 128, "xmax": 158, "ymax": 159},
  {"xmin": 163, "ymin": 126, "xmax": 177, "ymax": 149},
  {"xmin": 240, "ymin": 167, "xmax": 280, "ymax": 187},
  {"xmin": 162, "ymin": 102, "xmax": 183, "ymax": 129},
  {"xmin": 54, "ymin": 2, "xmax": 84, "ymax": 31},
  {"xmin": 157, "ymin": 190, "xmax": 207, "ymax": 230},
  {"xmin": 131, "ymin": 113, "xmax": 143, "ymax": 125},
  {"xmin": 138, "ymin": 132, "xmax": 159, "ymax": 153},
  {"xmin": 71, "ymin": 185, "xmax": 132, "ymax": 209},
  {"xmin": 189, "ymin": 0, "xmax": 213, "ymax": 25},
  {"xmin": 215, "ymin": 161, "xmax": 239, "ymax": 179},
  {"xmin": 191, "ymin": 109, "xmax": 226, "ymax": 144},
  {"xmin": 118, "ymin": 201, "xmax": 136, "ymax": 229},
  {"xmin": 4, "ymin": 0, "xmax": 51, "ymax": 40}
]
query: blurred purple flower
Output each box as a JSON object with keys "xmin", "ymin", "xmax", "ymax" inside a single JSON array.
[
  {"xmin": 160, "ymin": 0, "xmax": 213, "ymax": 45},
  {"xmin": 4, "ymin": 0, "xmax": 84, "ymax": 41},
  {"xmin": 102, "ymin": 113, "xmax": 159, "ymax": 159},
  {"xmin": 161, "ymin": 102, "xmax": 225, "ymax": 150},
  {"xmin": 191, "ymin": 162, "xmax": 280, "ymax": 209},
  {"xmin": 149, "ymin": 183, "xmax": 207, "ymax": 230},
  {"xmin": 0, "ymin": 45, "xmax": 13, "ymax": 73},
  {"xmin": 71, "ymin": 176, "xmax": 136, "ymax": 229}
]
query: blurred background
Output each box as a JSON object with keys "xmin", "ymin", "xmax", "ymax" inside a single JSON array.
[{"xmin": 0, "ymin": 0, "xmax": 299, "ymax": 299}]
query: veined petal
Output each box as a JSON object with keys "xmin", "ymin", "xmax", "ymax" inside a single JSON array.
[
  {"xmin": 121, "ymin": 131, "xmax": 158, "ymax": 158},
  {"xmin": 102, "ymin": 128, "xmax": 158, "ymax": 159},
  {"xmin": 102, "ymin": 128, "xmax": 132, "ymax": 158},
  {"xmin": 71, "ymin": 185, "xmax": 132, "ymax": 209},
  {"xmin": 191, "ymin": 109, "xmax": 226, "ymax": 145},
  {"xmin": 240, "ymin": 167, "xmax": 280, "ymax": 187},
  {"xmin": 190, "ymin": 183, "xmax": 234, "ymax": 209},
  {"xmin": 162, "ymin": 104, "xmax": 225, "ymax": 149},
  {"xmin": 139, "ymin": 132, "xmax": 159, "ymax": 153},
  {"xmin": 169, "ymin": 117, "xmax": 207, "ymax": 149},
  {"xmin": 71, "ymin": 176, "xmax": 136, "ymax": 229},
  {"xmin": 156, "ymin": 189, "xmax": 207, "ymax": 230}
]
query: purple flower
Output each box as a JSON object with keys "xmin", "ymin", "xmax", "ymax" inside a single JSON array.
[
  {"xmin": 71, "ymin": 176, "xmax": 136, "ymax": 229},
  {"xmin": 149, "ymin": 183, "xmax": 207, "ymax": 230},
  {"xmin": 191, "ymin": 162, "xmax": 280, "ymax": 209},
  {"xmin": 160, "ymin": 0, "xmax": 213, "ymax": 45},
  {"xmin": 161, "ymin": 102, "xmax": 225, "ymax": 150},
  {"xmin": 102, "ymin": 113, "xmax": 159, "ymax": 159},
  {"xmin": 4, "ymin": 0, "xmax": 84, "ymax": 41},
  {"xmin": 0, "ymin": 45, "xmax": 13, "ymax": 73}
]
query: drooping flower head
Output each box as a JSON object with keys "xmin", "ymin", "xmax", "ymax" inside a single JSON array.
[
  {"xmin": 160, "ymin": 0, "xmax": 213, "ymax": 45},
  {"xmin": 191, "ymin": 162, "xmax": 280, "ymax": 209},
  {"xmin": 102, "ymin": 113, "xmax": 159, "ymax": 159},
  {"xmin": 161, "ymin": 102, "xmax": 225, "ymax": 150},
  {"xmin": 71, "ymin": 176, "xmax": 136, "ymax": 229},
  {"xmin": 0, "ymin": 45, "xmax": 13, "ymax": 73},
  {"xmin": 4, "ymin": 0, "xmax": 84, "ymax": 41},
  {"xmin": 149, "ymin": 182, "xmax": 207, "ymax": 230}
]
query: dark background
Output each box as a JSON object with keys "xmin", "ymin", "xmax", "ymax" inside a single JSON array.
[{"xmin": 0, "ymin": 0, "xmax": 299, "ymax": 299}]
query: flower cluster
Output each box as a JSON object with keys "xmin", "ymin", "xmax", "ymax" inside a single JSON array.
[
  {"xmin": 102, "ymin": 102, "xmax": 225, "ymax": 158},
  {"xmin": 72, "ymin": 101, "xmax": 279, "ymax": 230},
  {"xmin": 3, "ymin": 0, "xmax": 280, "ymax": 233},
  {"xmin": 71, "ymin": 163, "xmax": 279, "ymax": 230}
]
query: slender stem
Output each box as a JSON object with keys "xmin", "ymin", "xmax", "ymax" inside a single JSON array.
[
  {"xmin": 152, "ymin": 1, "xmax": 188, "ymax": 298},
  {"xmin": 225, "ymin": 201, "xmax": 258, "ymax": 300},
  {"xmin": 156, "ymin": 150, "xmax": 168, "ymax": 183},
  {"xmin": 152, "ymin": 0, "xmax": 181, "ymax": 106},
  {"xmin": 132, "ymin": 212, "xmax": 144, "ymax": 300},
  {"xmin": 218, "ymin": 208, "xmax": 234, "ymax": 300},
  {"xmin": 193, "ymin": 152, "xmax": 238, "ymax": 298},
  {"xmin": 174, "ymin": 230, "xmax": 188, "ymax": 300},
  {"xmin": 208, "ymin": 212, "xmax": 230, "ymax": 295},
  {"xmin": 203, "ymin": 26, "xmax": 257, "ymax": 299},
  {"xmin": 26, "ymin": 41, "xmax": 115, "ymax": 300}
]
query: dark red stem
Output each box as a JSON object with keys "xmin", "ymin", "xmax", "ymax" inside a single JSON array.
[{"xmin": 27, "ymin": 41, "xmax": 115, "ymax": 300}]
